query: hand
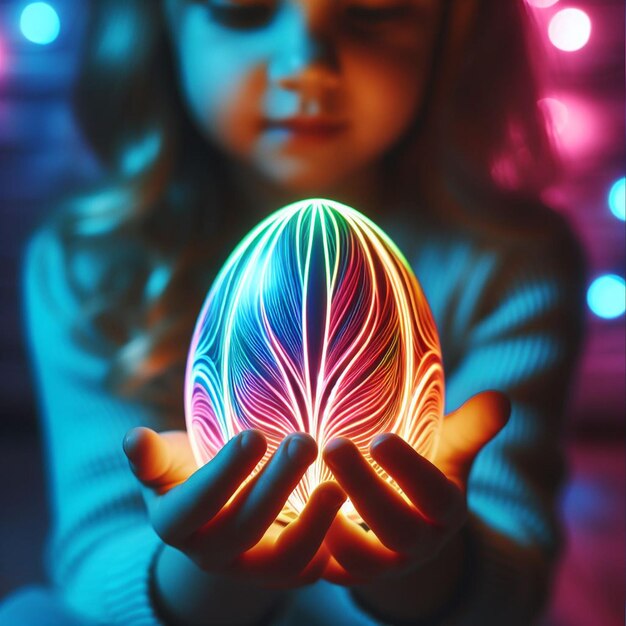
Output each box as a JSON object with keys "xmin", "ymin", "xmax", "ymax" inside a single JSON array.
[
  {"xmin": 123, "ymin": 427, "xmax": 346, "ymax": 589},
  {"xmin": 320, "ymin": 390, "xmax": 511, "ymax": 586}
]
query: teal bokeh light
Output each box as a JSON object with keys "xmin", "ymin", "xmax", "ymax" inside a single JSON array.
[
  {"xmin": 587, "ymin": 274, "xmax": 625, "ymax": 319},
  {"xmin": 608, "ymin": 177, "xmax": 625, "ymax": 221},
  {"xmin": 121, "ymin": 131, "xmax": 161, "ymax": 176},
  {"xmin": 20, "ymin": 2, "xmax": 60, "ymax": 45}
]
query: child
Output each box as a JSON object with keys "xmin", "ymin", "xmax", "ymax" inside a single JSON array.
[{"xmin": 21, "ymin": 0, "xmax": 585, "ymax": 624}]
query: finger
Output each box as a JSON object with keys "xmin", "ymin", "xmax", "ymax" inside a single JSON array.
[
  {"xmin": 232, "ymin": 483, "xmax": 344, "ymax": 585},
  {"xmin": 123, "ymin": 429, "xmax": 201, "ymax": 495},
  {"xmin": 436, "ymin": 391, "xmax": 511, "ymax": 488},
  {"xmin": 323, "ymin": 437, "xmax": 431, "ymax": 553},
  {"xmin": 152, "ymin": 430, "xmax": 267, "ymax": 545},
  {"xmin": 293, "ymin": 544, "xmax": 332, "ymax": 587},
  {"xmin": 198, "ymin": 433, "xmax": 318, "ymax": 557},
  {"xmin": 370, "ymin": 434, "xmax": 465, "ymax": 527},
  {"xmin": 323, "ymin": 556, "xmax": 368, "ymax": 586},
  {"xmin": 158, "ymin": 431, "xmax": 200, "ymax": 482},
  {"xmin": 239, "ymin": 541, "xmax": 332, "ymax": 590},
  {"xmin": 270, "ymin": 482, "xmax": 346, "ymax": 578},
  {"xmin": 324, "ymin": 512, "xmax": 407, "ymax": 578},
  {"xmin": 123, "ymin": 427, "xmax": 175, "ymax": 489}
]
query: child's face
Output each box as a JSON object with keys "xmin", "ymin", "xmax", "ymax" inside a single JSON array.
[{"xmin": 164, "ymin": 0, "xmax": 442, "ymax": 194}]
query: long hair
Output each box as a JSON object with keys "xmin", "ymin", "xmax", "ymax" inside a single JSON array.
[{"xmin": 52, "ymin": 0, "xmax": 561, "ymax": 415}]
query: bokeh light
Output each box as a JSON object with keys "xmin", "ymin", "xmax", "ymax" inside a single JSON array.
[
  {"xmin": 526, "ymin": 0, "xmax": 559, "ymax": 8},
  {"xmin": 608, "ymin": 178, "xmax": 625, "ymax": 221},
  {"xmin": 97, "ymin": 5, "xmax": 139, "ymax": 65},
  {"xmin": 539, "ymin": 94, "xmax": 597, "ymax": 157},
  {"xmin": 121, "ymin": 131, "xmax": 161, "ymax": 176},
  {"xmin": 548, "ymin": 8, "xmax": 592, "ymax": 52},
  {"xmin": 538, "ymin": 97, "xmax": 570, "ymax": 136},
  {"xmin": 587, "ymin": 275, "xmax": 625, "ymax": 319},
  {"xmin": 20, "ymin": 2, "xmax": 60, "ymax": 45}
]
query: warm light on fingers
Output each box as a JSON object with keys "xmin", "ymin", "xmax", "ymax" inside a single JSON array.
[
  {"xmin": 123, "ymin": 427, "xmax": 172, "ymax": 485},
  {"xmin": 325, "ymin": 513, "xmax": 408, "ymax": 576},
  {"xmin": 436, "ymin": 391, "xmax": 510, "ymax": 487}
]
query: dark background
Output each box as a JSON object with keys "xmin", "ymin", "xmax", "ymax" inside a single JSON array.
[{"xmin": 0, "ymin": 1, "xmax": 623, "ymax": 624}]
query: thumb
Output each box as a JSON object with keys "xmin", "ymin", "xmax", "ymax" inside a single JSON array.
[
  {"xmin": 123, "ymin": 427, "xmax": 175, "ymax": 492},
  {"xmin": 435, "ymin": 391, "xmax": 511, "ymax": 489}
]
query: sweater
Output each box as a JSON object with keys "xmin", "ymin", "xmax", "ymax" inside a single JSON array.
[{"xmin": 23, "ymin": 207, "xmax": 585, "ymax": 625}]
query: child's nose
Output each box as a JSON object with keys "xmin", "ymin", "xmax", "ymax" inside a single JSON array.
[{"xmin": 267, "ymin": 3, "xmax": 339, "ymax": 92}]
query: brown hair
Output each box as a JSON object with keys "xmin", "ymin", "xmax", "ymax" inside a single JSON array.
[{"xmin": 54, "ymin": 0, "xmax": 561, "ymax": 415}]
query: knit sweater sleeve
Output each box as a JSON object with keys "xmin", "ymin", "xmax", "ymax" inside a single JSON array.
[
  {"xmin": 417, "ymin": 224, "xmax": 586, "ymax": 625},
  {"xmin": 23, "ymin": 228, "xmax": 168, "ymax": 625}
]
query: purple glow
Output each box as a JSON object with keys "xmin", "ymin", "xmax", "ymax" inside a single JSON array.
[{"xmin": 0, "ymin": 38, "xmax": 5, "ymax": 78}]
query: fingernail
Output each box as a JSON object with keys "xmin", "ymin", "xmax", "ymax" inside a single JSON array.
[
  {"xmin": 286, "ymin": 435, "xmax": 315, "ymax": 463},
  {"xmin": 238, "ymin": 430, "xmax": 265, "ymax": 454},
  {"xmin": 371, "ymin": 433, "xmax": 394, "ymax": 453},
  {"xmin": 239, "ymin": 430, "xmax": 254, "ymax": 448},
  {"xmin": 123, "ymin": 430, "xmax": 140, "ymax": 457},
  {"xmin": 321, "ymin": 488, "xmax": 346, "ymax": 510},
  {"xmin": 324, "ymin": 438, "xmax": 351, "ymax": 466}
]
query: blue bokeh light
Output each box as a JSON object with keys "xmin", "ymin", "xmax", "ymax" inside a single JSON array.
[
  {"xmin": 20, "ymin": 2, "xmax": 60, "ymax": 45},
  {"xmin": 121, "ymin": 131, "xmax": 161, "ymax": 177},
  {"xmin": 608, "ymin": 177, "xmax": 625, "ymax": 221},
  {"xmin": 587, "ymin": 274, "xmax": 625, "ymax": 319}
]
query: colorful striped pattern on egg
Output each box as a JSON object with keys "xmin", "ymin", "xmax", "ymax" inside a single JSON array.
[{"xmin": 184, "ymin": 198, "xmax": 444, "ymax": 524}]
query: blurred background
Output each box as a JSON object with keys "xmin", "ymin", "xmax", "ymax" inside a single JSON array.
[{"xmin": 0, "ymin": 1, "xmax": 623, "ymax": 624}]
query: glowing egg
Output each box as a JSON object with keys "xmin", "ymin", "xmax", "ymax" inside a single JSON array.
[{"xmin": 185, "ymin": 199, "xmax": 444, "ymax": 523}]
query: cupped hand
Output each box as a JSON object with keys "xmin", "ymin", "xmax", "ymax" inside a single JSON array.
[
  {"xmin": 123, "ymin": 427, "xmax": 346, "ymax": 588},
  {"xmin": 321, "ymin": 390, "xmax": 511, "ymax": 585}
]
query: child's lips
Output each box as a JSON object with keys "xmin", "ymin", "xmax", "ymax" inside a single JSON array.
[{"xmin": 264, "ymin": 117, "xmax": 349, "ymax": 140}]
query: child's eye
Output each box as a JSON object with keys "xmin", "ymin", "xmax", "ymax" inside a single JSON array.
[{"xmin": 205, "ymin": 1, "xmax": 275, "ymax": 30}]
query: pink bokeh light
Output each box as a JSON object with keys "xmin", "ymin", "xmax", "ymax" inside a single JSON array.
[
  {"xmin": 543, "ymin": 95, "xmax": 597, "ymax": 157},
  {"xmin": 548, "ymin": 8, "xmax": 592, "ymax": 52},
  {"xmin": 538, "ymin": 97, "xmax": 570, "ymax": 136},
  {"xmin": 526, "ymin": 0, "xmax": 559, "ymax": 8}
]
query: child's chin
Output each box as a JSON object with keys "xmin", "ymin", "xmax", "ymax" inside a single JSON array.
[
  {"xmin": 265, "ymin": 165, "xmax": 347, "ymax": 198},
  {"xmin": 252, "ymin": 141, "xmax": 357, "ymax": 197}
]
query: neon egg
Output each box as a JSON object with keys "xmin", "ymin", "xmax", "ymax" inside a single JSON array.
[{"xmin": 185, "ymin": 199, "xmax": 445, "ymax": 523}]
